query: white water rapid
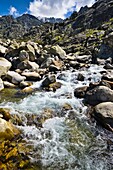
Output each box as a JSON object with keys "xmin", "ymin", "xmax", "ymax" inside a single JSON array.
[{"xmin": 0, "ymin": 65, "xmax": 113, "ymax": 170}]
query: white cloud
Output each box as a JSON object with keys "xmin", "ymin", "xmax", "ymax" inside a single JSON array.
[
  {"xmin": 9, "ymin": 6, "xmax": 19, "ymax": 17},
  {"xmin": 76, "ymin": 0, "xmax": 95, "ymax": 11},
  {"xmin": 29, "ymin": 0, "xmax": 95, "ymax": 19}
]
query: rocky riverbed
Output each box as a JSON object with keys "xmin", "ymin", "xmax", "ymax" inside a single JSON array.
[{"xmin": 0, "ymin": 54, "xmax": 113, "ymax": 169}]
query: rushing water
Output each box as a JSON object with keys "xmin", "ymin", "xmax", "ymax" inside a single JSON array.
[{"xmin": 1, "ymin": 65, "xmax": 113, "ymax": 170}]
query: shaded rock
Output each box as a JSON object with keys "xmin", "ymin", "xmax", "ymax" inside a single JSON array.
[
  {"xmin": 76, "ymin": 55, "xmax": 92, "ymax": 63},
  {"xmin": 85, "ymin": 86, "xmax": 113, "ymax": 105},
  {"xmin": 104, "ymin": 63, "xmax": 113, "ymax": 69},
  {"xmin": 21, "ymin": 72, "xmax": 41, "ymax": 81},
  {"xmin": 0, "ymin": 118, "xmax": 20, "ymax": 141},
  {"xmin": 102, "ymin": 80, "xmax": 113, "ymax": 90},
  {"xmin": 41, "ymin": 75, "xmax": 56, "ymax": 87},
  {"xmin": 17, "ymin": 60, "xmax": 39, "ymax": 71},
  {"xmin": 77, "ymin": 73, "xmax": 85, "ymax": 81},
  {"xmin": 0, "ymin": 78, "xmax": 4, "ymax": 91},
  {"xmin": 7, "ymin": 71, "xmax": 26, "ymax": 85},
  {"xmin": 102, "ymin": 71, "xmax": 113, "ymax": 81},
  {"xmin": 0, "ymin": 58, "xmax": 12, "ymax": 77},
  {"xmin": 26, "ymin": 43, "xmax": 36, "ymax": 61},
  {"xmin": 93, "ymin": 102, "xmax": 113, "ymax": 131},
  {"xmin": 0, "ymin": 108, "xmax": 11, "ymax": 121},
  {"xmin": 3, "ymin": 81, "xmax": 16, "ymax": 88},
  {"xmin": 19, "ymin": 50, "xmax": 29, "ymax": 61},
  {"xmin": 41, "ymin": 57, "xmax": 53, "ymax": 68},
  {"xmin": 19, "ymin": 81, "xmax": 32, "ymax": 89},
  {"xmin": 49, "ymin": 64, "xmax": 61, "ymax": 71},
  {"xmin": 74, "ymin": 86, "xmax": 88, "ymax": 98}
]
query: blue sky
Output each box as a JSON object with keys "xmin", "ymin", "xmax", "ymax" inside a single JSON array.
[
  {"xmin": 0, "ymin": 0, "xmax": 31, "ymax": 16},
  {"xmin": 0, "ymin": 0, "xmax": 95, "ymax": 18}
]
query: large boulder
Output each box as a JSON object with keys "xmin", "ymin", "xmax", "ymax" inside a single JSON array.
[
  {"xmin": 26, "ymin": 44, "xmax": 36, "ymax": 61},
  {"xmin": 49, "ymin": 45, "xmax": 66, "ymax": 60},
  {"xmin": 93, "ymin": 102, "xmax": 113, "ymax": 131},
  {"xmin": 21, "ymin": 72, "xmax": 41, "ymax": 81},
  {"xmin": 85, "ymin": 86, "xmax": 113, "ymax": 105},
  {"xmin": 7, "ymin": 71, "xmax": 26, "ymax": 85},
  {"xmin": 0, "ymin": 118, "xmax": 20, "ymax": 141},
  {"xmin": 0, "ymin": 58, "xmax": 12, "ymax": 77},
  {"xmin": 0, "ymin": 44, "xmax": 7, "ymax": 54}
]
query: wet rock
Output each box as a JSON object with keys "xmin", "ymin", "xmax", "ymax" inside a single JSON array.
[
  {"xmin": 21, "ymin": 86, "xmax": 35, "ymax": 94},
  {"xmin": 69, "ymin": 61, "xmax": 80, "ymax": 69},
  {"xmin": 0, "ymin": 78, "xmax": 4, "ymax": 91},
  {"xmin": 62, "ymin": 103, "xmax": 73, "ymax": 111},
  {"xmin": 37, "ymin": 108, "xmax": 54, "ymax": 127},
  {"xmin": 49, "ymin": 82, "xmax": 62, "ymax": 91},
  {"xmin": 19, "ymin": 50, "xmax": 29, "ymax": 61},
  {"xmin": 85, "ymin": 86, "xmax": 113, "ymax": 105},
  {"xmin": 21, "ymin": 72, "xmax": 41, "ymax": 81},
  {"xmin": 0, "ymin": 138, "xmax": 31, "ymax": 169},
  {"xmin": 74, "ymin": 86, "xmax": 88, "ymax": 98},
  {"xmin": 0, "ymin": 108, "xmax": 11, "ymax": 121},
  {"xmin": 41, "ymin": 75, "xmax": 56, "ymax": 88},
  {"xmin": 93, "ymin": 102, "xmax": 113, "ymax": 131},
  {"xmin": 104, "ymin": 63, "xmax": 113, "ymax": 69},
  {"xmin": 77, "ymin": 73, "xmax": 85, "ymax": 81},
  {"xmin": 19, "ymin": 81, "xmax": 32, "ymax": 89},
  {"xmin": 0, "ymin": 118, "xmax": 20, "ymax": 141},
  {"xmin": 0, "ymin": 58, "xmax": 12, "ymax": 77},
  {"xmin": 6, "ymin": 71, "xmax": 26, "ymax": 85}
]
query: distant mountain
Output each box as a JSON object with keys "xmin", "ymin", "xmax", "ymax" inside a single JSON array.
[
  {"xmin": 17, "ymin": 14, "xmax": 42, "ymax": 29},
  {"xmin": 39, "ymin": 17, "xmax": 63, "ymax": 23}
]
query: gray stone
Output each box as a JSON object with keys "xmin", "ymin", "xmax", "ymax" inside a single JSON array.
[
  {"xmin": 21, "ymin": 72, "xmax": 41, "ymax": 81},
  {"xmin": 7, "ymin": 71, "xmax": 26, "ymax": 85},
  {"xmin": 85, "ymin": 86, "xmax": 113, "ymax": 105},
  {"xmin": 0, "ymin": 58, "xmax": 12, "ymax": 77},
  {"xmin": 94, "ymin": 102, "xmax": 113, "ymax": 130},
  {"xmin": 49, "ymin": 45, "xmax": 66, "ymax": 60},
  {"xmin": 19, "ymin": 50, "xmax": 29, "ymax": 61}
]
